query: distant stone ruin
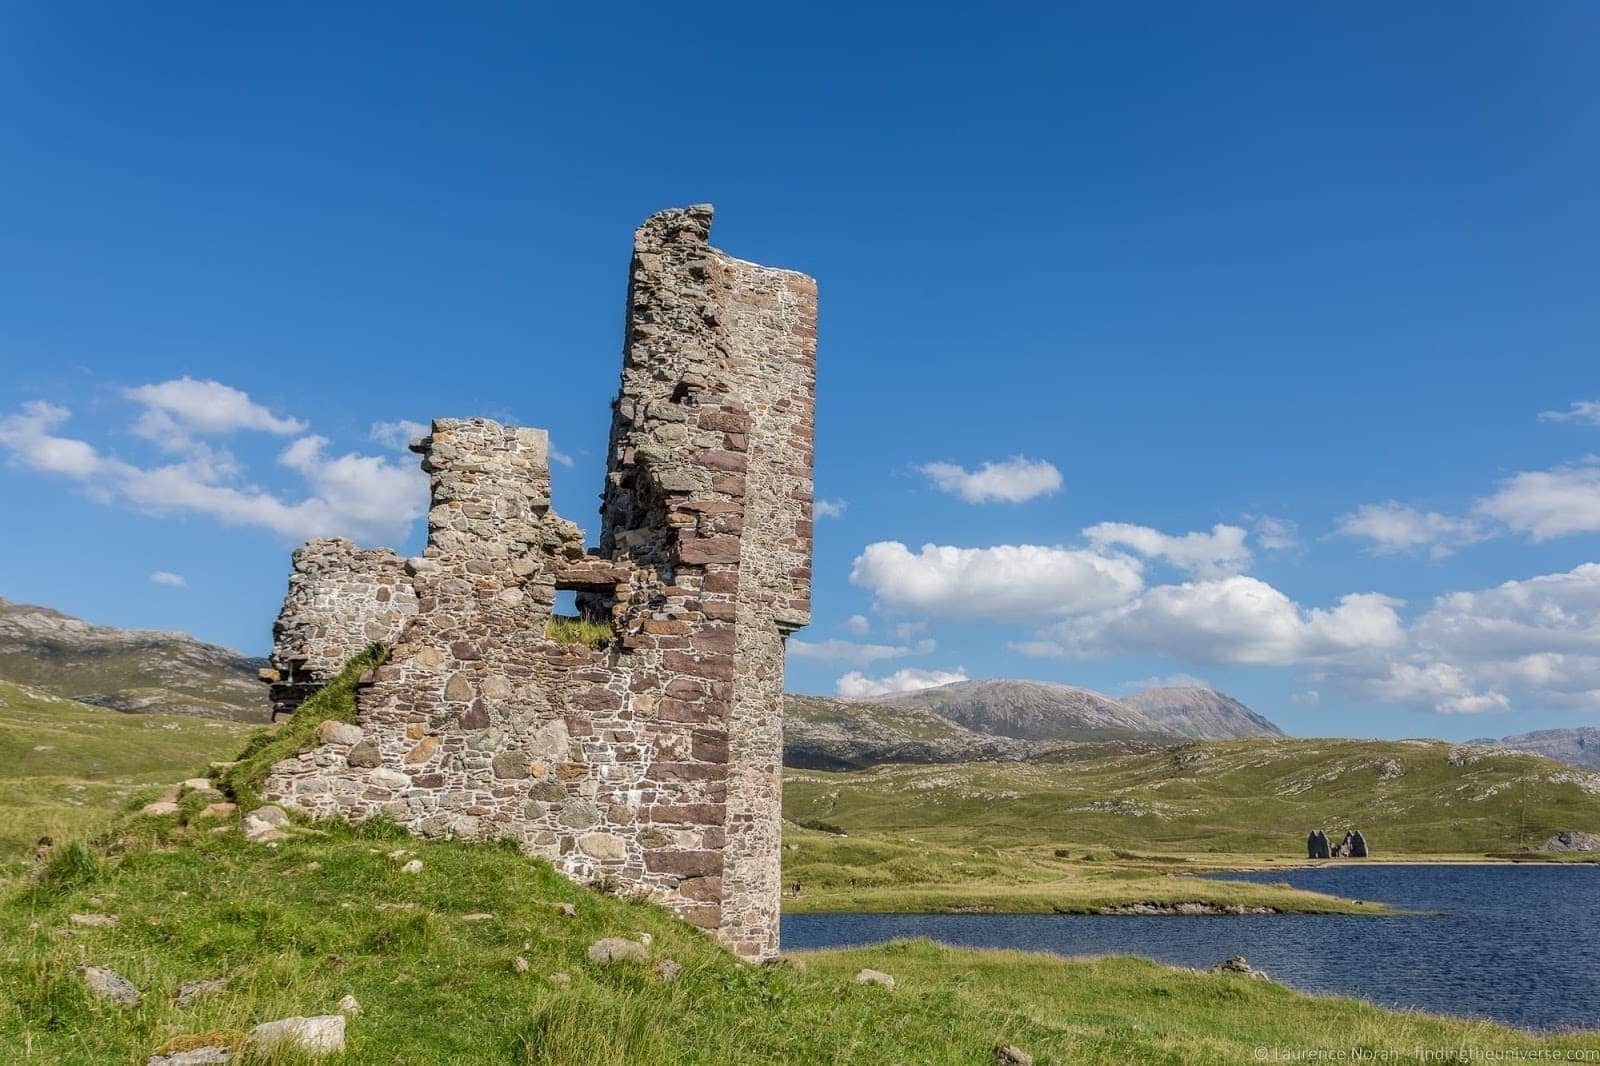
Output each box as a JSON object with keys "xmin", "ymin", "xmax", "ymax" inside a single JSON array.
[
  {"xmin": 258, "ymin": 206, "xmax": 816, "ymax": 959},
  {"xmin": 1305, "ymin": 828, "xmax": 1367, "ymax": 859}
]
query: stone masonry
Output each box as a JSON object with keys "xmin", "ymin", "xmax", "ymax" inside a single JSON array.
[
  {"xmin": 261, "ymin": 206, "xmax": 816, "ymax": 959},
  {"xmin": 259, "ymin": 538, "xmax": 419, "ymax": 720}
]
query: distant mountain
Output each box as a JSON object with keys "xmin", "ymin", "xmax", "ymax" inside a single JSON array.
[
  {"xmin": 0, "ymin": 596, "xmax": 269, "ymax": 722},
  {"xmin": 1473, "ymin": 727, "xmax": 1600, "ymax": 773},
  {"xmin": 875, "ymin": 679, "xmax": 1169, "ymax": 742},
  {"xmin": 782, "ymin": 693, "xmax": 1042, "ymax": 770},
  {"xmin": 1121, "ymin": 685, "xmax": 1287, "ymax": 741}
]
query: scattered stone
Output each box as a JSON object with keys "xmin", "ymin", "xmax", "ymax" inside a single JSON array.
[
  {"xmin": 387, "ymin": 849, "xmax": 411, "ymax": 859},
  {"xmin": 147, "ymin": 1047, "xmax": 232, "ymax": 1065},
  {"xmin": 315, "ymin": 720, "xmax": 363, "ymax": 746},
  {"xmin": 70, "ymin": 913, "xmax": 118, "ymax": 927},
  {"xmin": 854, "ymin": 968, "xmax": 894, "ymax": 989},
  {"xmin": 82, "ymin": 965, "xmax": 141, "ymax": 1006},
  {"xmin": 336, "ymin": 994, "xmax": 362, "ymax": 1016},
  {"xmin": 548, "ymin": 971, "xmax": 571, "ymax": 984},
  {"xmin": 552, "ymin": 902, "xmax": 577, "ymax": 918},
  {"xmin": 587, "ymin": 937, "xmax": 650, "ymax": 965},
  {"xmin": 511, "ymin": 955, "xmax": 530, "ymax": 974},
  {"xmin": 174, "ymin": 978, "xmax": 229, "ymax": 1006},
  {"xmin": 180, "ymin": 778, "xmax": 215, "ymax": 793},
  {"xmin": 242, "ymin": 810, "xmax": 289, "ymax": 843},
  {"xmin": 653, "ymin": 959, "xmax": 681, "ymax": 982},
  {"xmin": 1211, "ymin": 956, "xmax": 1269, "ymax": 980},
  {"xmin": 247, "ymin": 1015, "xmax": 346, "ymax": 1056},
  {"xmin": 400, "ymin": 859, "xmax": 424, "ymax": 874},
  {"xmin": 196, "ymin": 802, "xmax": 237, "ymax": 820},
  {"xmin": 142, "ymin": 800, "xmax": 181, "ymax": 817},
  {"xmin": 461, "ymin": 912, "xmax": 494, "ymax": 921},
  {"xmin": 635, "ymin": 932, "xmax": 653, "ymax": 946},
  {"xmin": 250, "ymin": 805, "xmax": 289, "ymax": 827},
  {"xmin": 994, "ymin": 1044, "xmax": 1034, "ymax": 1065}
]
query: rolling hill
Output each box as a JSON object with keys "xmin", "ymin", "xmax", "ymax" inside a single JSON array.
[
  {"xmin": 1475, "ymin": 726, "xmax": 1600, "ymax": 772},
  {"xmin": 0, "ymin": 596, "xmax": 269, "ymax": 722},
  {"xmin": 1121, "ymin": 685, "xmax": 1287, "ymax": 740}
]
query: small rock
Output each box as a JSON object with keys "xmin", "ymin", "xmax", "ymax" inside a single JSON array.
[
  {"xmin": 400, "ymin": 859, "xmax": 423, "ymax": 874},
  {"xmin": 854, "ymin": 968, "xmax": 895, "ymax": 989},
  {"xmin": 142, "ymin": 800, "xmax": 181, "ymax": 817},
  {"xmin": 249, "ymin": 805, "xmax": 289, "ymax": 826},
  {"xmin": 461, "ymin": 912, "xmax": 494, "ymax": 921},
  {"xmin": 83, "ymin": 965, "xmax": 141, "ymax": 1006},
  {"xmin": 306, "ymin": 861, "xmax": 322, "ymax": 872},
  {"xmin": 387, "ymin": 849, "xmax": 412, "ymax": 859},
  {"xmin": 247, "ymin": 1014, "xmax": 346, "ymax": 1056},
  {"xmin": 336, "ymin": 993, "xmax": 362, "ymax": 1016},
  {"xmin": 511, "ymin": 955, "xmax": 530, "ymax": 974},
  {"xmin": 653, "ymin": 959, "xmax": 681, "ymax": 983},
  {"xmin": 315, "ymin": 720, "xmax": 363, "ymax": 747},
  {"xmin": 241, "ymin": 814, "xmax": 288, "ymax": 843},
  {"xmin": 636, "ymin": 932, "xmax": 653, "ymax": 947},
  {"xmin": 196, "ymin": 802, "xmax": 237, "ymax": 820},
  {"xmin": 179, "ymin": 778, "xmax": 215, "ymax": 793},
  {"xmin": 995, "ymin": 1043, "xmax": 1034, "ymax": 1065},
  {"xmin": 70, "ymin": 913, "xmax": 118, "ymax": 927},
  {"xmin": 587, "ymin": 937, "xmax": 650, "ymax": 965},
  {"xmin": 552, "ymin": 902, "xmax": 577, "ymax": 918},
  {"xmin": 548, "ymin": 971, "xmax": 571, "ymax": 984},
  {"xmin": 1212, "ymin": 956, "xmax": 1269, "ymax": 979},
  {"xmin": 174, "ymin": 978, "xmax": 229, "ymax": 1006}
]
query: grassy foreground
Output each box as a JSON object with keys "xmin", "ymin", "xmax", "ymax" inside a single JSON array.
[{"xmin": 4, "ymin": 816, "xmax": 1597, "ymax": 1063}]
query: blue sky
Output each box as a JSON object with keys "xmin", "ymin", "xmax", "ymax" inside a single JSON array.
[{"xmin": 2, "ymin": 3, "xmax": 1597, "ymax": 740}]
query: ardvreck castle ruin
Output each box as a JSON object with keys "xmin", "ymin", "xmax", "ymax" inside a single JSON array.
[{"xmin": 257, "ymin": 206, "xmax": 816, "ymax": 959}]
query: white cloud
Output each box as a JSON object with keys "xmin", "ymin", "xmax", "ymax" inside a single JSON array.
[
  {"xmin": 0, "ymin": 395, "xmax": 426, "ymax": 545},
  {"xmin": 1335, "ymin": 501, "xmax": 1488, "ymax": 558},
  {"xmin": 815, "ymin": 498, "xmax": 847, "ymax": 519},
  {"xmin": 787, "ymin": 636, "xmax": 935, "ymax": 667},
  {"xmin": 1474, "ymin": 460, "xmax": 1600, "ymax": 541},
  {"xmin": 370, "ymin": 420, "xmax": 429, "ymax": 450},
  {"xmin": 548, "ymin": 443, "xmax": 575, "ymax": 468},
  {"xmin": 126, "ymin": 377, "xmax": 305, "ymax": 439},
  {"xmin": 1249, "ymin": 514, "xmax": 1299, "ymax": 551},
  {"xmin": 1022, "ymin": 576, "xmax": 1406, "ymax": 666},
  {"xmin": 844, "ymin": 614, "xmax": 871, "ymax": 636},
  {"xmin": 1085, "ymin": 522, "xmax": 1252, "ymax": 577},
  {"xmin": 1290, "ymin": 690, "xmax": 1320, "ymax": 705},
  {"xmin": 148, "ymin": 570, "xmax": 186, "ymax": 587},
  {"xmin": 836, "ymin": 667, "xmax": 968, "ymax": 700},
  {"xmin": 919, "ymin": 456, "xmax": 1061, "ymax": 504},
  {"xmin": 1538, "ymin": 400, "xmax": 1600, "ymax": 426},
  {"xmin": 850, "ymin": 541, "xmax": 1144, "ymax": 621}
]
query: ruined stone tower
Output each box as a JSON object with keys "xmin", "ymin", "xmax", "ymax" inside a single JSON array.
[{"xmin": 260, "ymin": 205, "xmax": 816, "ymax": 958}]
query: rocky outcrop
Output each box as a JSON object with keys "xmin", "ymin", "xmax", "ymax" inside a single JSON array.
[{"xmin": 1540, "ymin": 830, "xmax": 1600, "ymax": 852}]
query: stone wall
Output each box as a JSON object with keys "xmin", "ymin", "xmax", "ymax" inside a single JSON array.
[
  {"xmin": 261, "ymin": 206, "xmax": 815, "ymax": 959},
  {"xmin": 261, "ymin": 538, "xmax": 418, "ymax": 719}
]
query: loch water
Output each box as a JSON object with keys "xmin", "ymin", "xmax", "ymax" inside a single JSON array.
[{"xmin": 781, "ymin": 864, "xmax": 1600, "ymax": 1032}]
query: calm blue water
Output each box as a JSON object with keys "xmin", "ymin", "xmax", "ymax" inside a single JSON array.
[{"xmin": 781, "ymin": 864, "xmax": 1600, "ymax": 1032}]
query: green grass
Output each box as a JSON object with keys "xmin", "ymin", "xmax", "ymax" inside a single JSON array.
[
  {"xmin": 0, "ymin": 680, "xmax": 253, "ymax": 866},
  {"xmin": 546, "ymin": 616, "xmax": 613, "ymax": 649}
]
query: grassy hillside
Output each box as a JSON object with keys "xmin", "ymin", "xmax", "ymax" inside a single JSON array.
[
  {"xmin": 783, "ymin": 737, "xmax": 1600, "ymax": 856},
  {"xmin": 0, "ymin": 680, "xmax": 253, "ymax": 863}
]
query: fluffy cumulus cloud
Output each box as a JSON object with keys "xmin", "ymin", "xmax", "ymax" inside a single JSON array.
[
  {"xmin": 814, "ymin": 498, "xmax": 848, "ymax": 519},
  {"xmin": 835, "ymin": 667, "xmax": 969, "ymax": 700},
  {"xmin": 1249, "ymin": 514, "xmax": 1299, "ymax": 551},
  {"xmin": 1085, "ymin": 522, "xmax": 1252, "ymax": 577},
  {"xmin": 850, "ymin": 541, "xmax": 1144, "ymax": 620},
  {"xmin": 1474, "ymin": 460, "xmax": 1600, "ymax": 541},
  {"xmin": 919, "ymin": 456, "xmax": 1061, "ymax": 504},
  {"xmin": 370, "ymin": 420, "xmax": 429, "ymax": 450},
  {"xmin": 1335, "ymin": 501, "xmax": 1487, "ymax": 558},
  {"xmin": 1020, "ymin": 576, "xmax": 1406, "ymax": 666},
  {"xmin": 0, "ymin": 383, "xmax": 426, "ymax": 545},
  {"xmin": 148, "ymin": 570, "xmax": 186, "ymax": 587},
  {"xmin": 1538, "ymin": 400, "xmax": 1600, "ymax": 426},
  {"xmin": 787, "ymin": 636, "xmax": 935, "ymax": 667}
]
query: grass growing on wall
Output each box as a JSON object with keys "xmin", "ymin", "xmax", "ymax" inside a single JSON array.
[
  {"xmin": 218, "ymin": 643, "xmax": 387, "ymax": 811},
  {"xmin": 547, "ymin": 616, "xmax": 614, "ymax": 649}
]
